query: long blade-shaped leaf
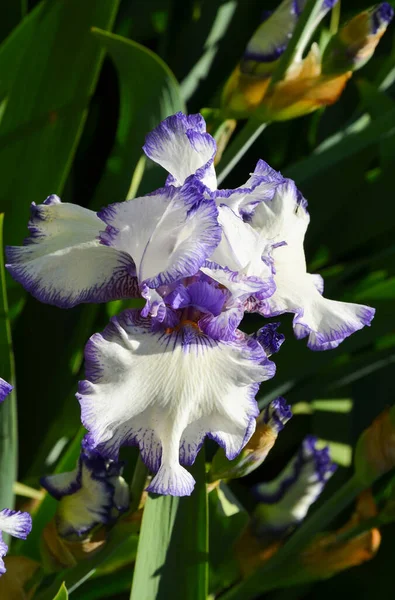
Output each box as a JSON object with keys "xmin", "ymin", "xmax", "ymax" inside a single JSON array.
[
  {"xmin": 130, "ymin": 450, "xmax": 208, "ymax": 600},
  {"xmin": 0, "ymin": 214, "xmax": 17, "ymax": 519},
  {"xmin": 0, "ymin": 0, "xmax": 120, "ymax": 246},
  {"xmin": 90, "ymin": 28, "xmax": 185, "ymax": 207}
]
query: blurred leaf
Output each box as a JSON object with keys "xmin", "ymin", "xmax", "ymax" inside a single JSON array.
[
  {"xmin": 0, "ymin": 214, "xmax": 17, "ymax": 528},
  {"xmin": 285, "ymin": 107, "xmax": 395, "ymax": 185},
  {"xmin": 0, "ymin": 0, "xmax": 120, "ymax": 247},
  {"xmin": 209, "ymin": 483, "xmax": 248, "ymax": 595},
  {"xmin": 53, "ymin": 583, "xmax": 68, "ymax": 600},
  {"xmin": 130, "ymin": 451, "xmax": 208, "ymax": 600},
  {"xmin": 0, "ymin": 0, "xmax": 26, "ymax": 44},
  {"xmin": 90, "ymin": 27, "xmax": 185, "ymax": 207}
]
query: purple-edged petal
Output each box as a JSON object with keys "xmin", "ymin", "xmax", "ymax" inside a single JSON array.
[
  {"xmin": 0, "ymin": 533, "xmax": 8, "ymax": 576},
  {"xmin": 213, "ymin": 160, "xmax": 285, "ymax": 217},
  {"xmin": 43, "ymin": 453, "xmax": 128, "ymax": 537},
  {"xmin": 262, "ymin": 396, "xmax": 292, "ymax": 433},
  {"xmin": 143, "ymin": 112, "xmax": 217, "ymax": 190},
  {"xmin": 198, "ymin": 303, "xmax": 244, "ymax": 341},
  {"xmin": 0, "ymin": 510, "xmax": 32, "ymax": 541},
  {"xmin": 249, "ymin": 181, "xmax": 375, "ymax": 349},
  {"xmin": 253, "ymin": 435, "xmax": 336, "ymax": 534},
  {"xmin": 41, "ymin": 462, "xmax": 82, "ymax": 501},
  {"xmin": 0, "ymin": 378, "xmax": 12, "ymax": 404},
  {"xmin": 6, "ymin": 196, "xmax": 139, "ymax": 308},
  {"xmin": 202, "ymin": 206, "xmax": 276, "ymax": 299},
  {"xmin": 99, "ymin": 181, "xmax": 221, "ymax": 290},
  {"xmin": 242, "ymin": 0, "xmax": 305, "ymax": 70},
  {"xmin": 78, "ymin": 310, "xmax": 275, "ymax": 497}
]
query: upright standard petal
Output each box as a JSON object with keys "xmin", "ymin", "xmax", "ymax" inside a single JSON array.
[
  {"xmin": 249, "ymin": 181, "xmax": 375, "ymax": 349},
  {"xmin": 99, "ymin": 180, "xmax": 221, "ymax": 289},
  {"xmin": 78, "ymin": 310, "xmax": 275, "ymax": 496},
  {"xmin": 6, "ymin": 195, "xmax": 139, "ymax": 308},
  {"xmin": 213, "ymin": 160, "xmax": 285, "ymax": 218},
  {"xmin": 143, "ymin": 112, "xmax": 217, "ymax": 190},
  {"xmin": 0, "ymin": 379, "xmax": 13, "ymax": 404},
  {"xmin": 202, "ymin": 205, "xmax": 275, "ymax": 300}
]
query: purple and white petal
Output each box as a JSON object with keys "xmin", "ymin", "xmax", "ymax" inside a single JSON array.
[
  {"xmin": 213, "ymin": 160, "xmax": 285, "ymax": 218},
  {"xmin": 78, "ymin": 310, "xmax": 275, "ymax": 496},
  {"xmin": 249, "ymin": 179, "xmax": 310, "ymax": 243},
  {"xmin": 249, "ymin": 181, "xmax": 374, "ymax": 349},
  {"xmin": 253, "ymin": 436, "xmax": 336, "ymax": 534},
  {"xmin": 0, "ymin": 378, "xmax": 13, "ymax": 404},
  {"xmin": 262, "ymin": 396, "xmax": 292, "ymax": 433},
  {"xmin": 143, "ymin": 113, "xmax": 217, "ymax": 190},
  {"xmin": 41, "ymin": 462, "xmax": 82, "ymax": 501},
  {"xmin": 55, "ymin": 457, "xmax": 113, "ymax": 537},
  {"xmin": 99, "ymin": 180, "xmax": 221, "ymax": 290},
  {"xmin": 202, "ymin": 206, "xmax": 276, "ymax": 299},
  {"xmin": 0, "ymin": 533, "xmax": 8, "ymax": 575},
  {"xmin": 6, "ymin": 196, "xmax": 139, "ymax": 308},
  {"xmin": 242, "ymin": 0, "xmax": 304, "ymax": 69},
  {"xmin": 0, "ymin": 509, "xmax": 32, "ymax": 540},
  {"xmin": 261, "ymin": 241, "xmax": 375, "ymax": 350}
]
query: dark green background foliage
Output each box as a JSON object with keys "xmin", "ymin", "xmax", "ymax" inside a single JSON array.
[{"xmin": 1, "ymin": 1, "xmax": 395, "ymax": 599}]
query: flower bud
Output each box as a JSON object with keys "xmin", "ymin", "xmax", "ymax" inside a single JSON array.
[
  {"xmin": 222, "ymin": 0, "xmax": 339, "ymax": 120},
  {"xmin": 322, "ymin": 4, "xmax": 394, "ymax": 75},
  {"xmin": 253, "ymin": 436, "xmax": 336, "ymax": 537},
  {"xmin": 354, "ymin": 406, "xmax": 395, "ymax": 486},
  {"xmin": 209, "ymin": 397, "xmax": 292, "ymax": 482}
]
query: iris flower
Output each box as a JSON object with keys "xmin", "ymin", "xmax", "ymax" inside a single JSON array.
[
  {"xmin": 7, "ymin": 113, "xmax": 374, "ymax": 495},
  {"xmin": 41, "ymin": 451, "xmax": 129, "ymax": 537}
]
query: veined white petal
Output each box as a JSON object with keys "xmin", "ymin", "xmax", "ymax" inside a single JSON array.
[
  {"xmin": 250, "ymin": 181, "xmax": 374, "ymax": 348},
  {"xmin": 213, "ymin": 160, "xmax": 284, "ymax": 217},
  {"xmin": 249, "ymin": 179, "xmax": 309, "ymax": 243},
  {"xmin": 6, "ymin": 196, "xmax": 138, "ymax": 308},
  {"xmin": 0, "ymin": 510, "xmax": 32, "ymax": 541},
  {"xmin": 143, "ymin": 113, "xmax": 217, "ymax": 190},
  {"xmin": 261, "ymin": 226, "xmax": 374, "ymax": 349},
  {"xmin": 99, "ymin": 181, "xmax": 221, "ymax": 289},
  {"xmin": 78, "ymin": 310, "xmax": 275, "ymax": 496},
  {"xmin": 205, "ymin": 206, "xmax": 275, "ymax": 299}
]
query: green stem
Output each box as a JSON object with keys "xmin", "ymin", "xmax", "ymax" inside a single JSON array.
[
  {"xmin": 216, "ymin": 120, "xmax": 267, "ymax": 185},
  {"xmin": 330, "ymin": 1, "xmax": 341, "ymax": 36},
  {"xmin": 221, "ymin": 476, "xmax": 364, "ymax": 600},
  {"xmin": 270, "ymin": 0, "xmax": 327, "ymax": 83}
]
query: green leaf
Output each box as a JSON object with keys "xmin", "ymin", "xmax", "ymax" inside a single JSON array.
[
  {"xmin": 90, "ymin": 27, "xmax": 185, "ymax": 208},
  {"xmin": 0, "ymin": 214, "xmax": 17, "ymax": 530},
  {"xmin": 0, "ymin": 0, "xmax": 120, "ymax": 247},
  {"xmin": 53, "ymin": 583, "xmax": 68, "ymax": 600},
  {"xmin": 130, "ymin": 450, "xmax": 208, "ymax": 600}
]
